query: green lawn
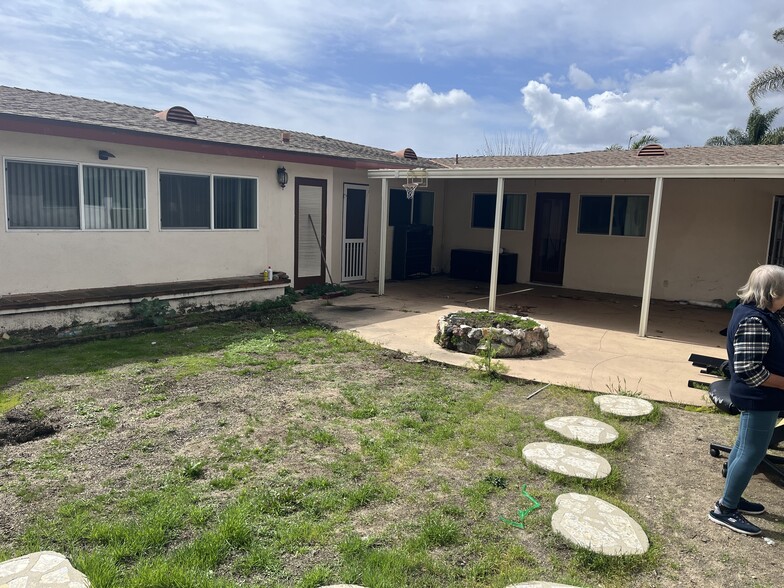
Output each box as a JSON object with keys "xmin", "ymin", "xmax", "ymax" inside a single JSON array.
[{"xmin": 0, "ymin": 310, "xmax": 660, "ymax": 588}]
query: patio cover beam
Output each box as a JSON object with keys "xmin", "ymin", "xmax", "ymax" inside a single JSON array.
[
  {"xmin": 488, "ymin": 177, "xmax": 505, "ymax": 311},
  {"xmin": 639, "ymin": 176, "xmax": 664, "ymax": 337},
  {"xmin": 378, "ymin": 177, "xmax": 388, "ymax": 295}
]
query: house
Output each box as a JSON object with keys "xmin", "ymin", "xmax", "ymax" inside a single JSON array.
[
  {"xmin": 368, "ymin": 146, "xmax": 784, "ymax": 335},
  {"xmin": 3, "ymin": 85, "xmax": 784, "ymax": 336},
  {"xmin": 0, "ymin": 86, "xmax": 424, "ymax": 330}
]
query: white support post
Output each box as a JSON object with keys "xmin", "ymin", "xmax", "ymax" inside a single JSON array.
[
  {"xmin": 639, "ymin": 177, "xmax": 664, "ymax": 337},
  {"xmin": 488, "ymin": 177, "xmax": 505, "ymax": 312},
  {"xmin": 378, "ymin": 178, "xmax": 389, "ymax": 295}
]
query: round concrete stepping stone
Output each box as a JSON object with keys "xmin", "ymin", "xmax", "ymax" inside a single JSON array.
[
  {"xmin": 505, "ymin": 583, "xmax": 583, "ymax": 588},
  {"xmin": 0, "ymin": 551, "xmax": 91, "ymax": 587},
  {"xmin": 551, "ymin": 492, "xmax": 649, "ymax": 556},
  {"xmin": 593, "ymin": 394, "xmax": 654, "ymax": 417},
  {"xmin": 522, "ymin": 442, "xmax": 611, "ymax": 479},
  {"xmin": 544, "ymin": 416, "xmax": 619, "ymax": 445}
]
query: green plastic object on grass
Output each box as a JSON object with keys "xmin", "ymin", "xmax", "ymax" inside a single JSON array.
[{"xmin": 499, "ymin": 484, "xmax": 541, "ymax": 529}]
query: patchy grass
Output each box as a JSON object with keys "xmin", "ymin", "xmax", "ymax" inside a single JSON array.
[{"xmin": 0, "ymin": 314, "xmax": 668, "ymax": 588}]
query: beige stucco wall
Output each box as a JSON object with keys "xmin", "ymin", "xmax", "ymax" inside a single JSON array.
[
  {"xmin": 0, "ymin": 130, "xmax": 370, "ymax": 295},
  {"xmin": 651, "ymin": 178, "xmax": 778, "ymax": 301},
  {"xmin": 440, "ymin": 176, "xmax": 782, "ymax": 302}
]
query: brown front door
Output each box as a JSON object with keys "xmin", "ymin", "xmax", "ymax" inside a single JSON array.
[
  {"xmin": 530, "ymin": 192, "xmax": 570, "ymax": 284},
  {"xmin": 294, "ymin": 178, "xmax": 328, "ymax": 290}
]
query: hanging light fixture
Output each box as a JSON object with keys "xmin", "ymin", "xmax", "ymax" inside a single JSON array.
[{"xmin": 276, "ymin": 166, "xmax": 288, "ymax": 189}]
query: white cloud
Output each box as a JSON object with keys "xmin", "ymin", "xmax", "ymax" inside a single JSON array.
[
  {"xmin": 567, "ymin": 64, "xmax": 595, "ymax": 90},
  {"xmin": 388, "ymin": 83, "xmax": 473, "ymax": 111},
  {"xmin": 521, "ymin": 19, "xmax": 784, "ymax": 152}
]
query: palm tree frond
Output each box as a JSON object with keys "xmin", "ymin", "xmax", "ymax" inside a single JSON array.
[
  {"xmin": 748, "ymin": 66, "xmax": 784, "ymax": 104},
  {"xmin": 760, "ymin": 127, "xmax": 784, "ymax": 145},
  {"xmin": 630, "ymin": 134, "xmax": 659, "ymax": 150}
]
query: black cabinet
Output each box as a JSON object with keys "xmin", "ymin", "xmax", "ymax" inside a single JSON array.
[
  {"xmin": 450, "ymin": 249, "xmax": 518, "ymax": 284},
  {"xmin": 392, "ymin": 224, "xmax": 433, "ymax": 280}
]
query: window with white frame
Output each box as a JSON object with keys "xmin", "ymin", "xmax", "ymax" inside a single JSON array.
[
  {"xmin": 160, "ymin": 172, "xmax": 258, "ymax": 229},
  {"xmin": 471, "ymin": 193, "xmax": 526, "ymax": 230},
  {"xmin": 578, "ymin": 194, "xmax": 648, "ymax": 236},
  {"xmin": 5, "ymin": 159, "xmax": 146, "ymax": 230}
]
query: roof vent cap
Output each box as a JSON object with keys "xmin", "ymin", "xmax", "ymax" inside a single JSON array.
[
  {"xmin": 392, "ymin": 147, "xmax": 417, "ymax": 160},
  {"xmin": 636, "ymin": 143, "xmax": 666, "ymax": 156},
  {"xmin": 155, "ymin": 106, "xmax": 197, "ymax": 125},
  {"xmin": 281, "ymin": 131, "xmax": 291, "ymax": 143}
]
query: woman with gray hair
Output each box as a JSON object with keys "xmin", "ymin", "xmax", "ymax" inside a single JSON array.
[{"xmin": 709, "ymin": 264, "xmax": 784, "ymax": 535}]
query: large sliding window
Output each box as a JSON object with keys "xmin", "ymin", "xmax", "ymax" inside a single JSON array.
[
  {"xmin": 578, "ymin": 194, "xmax": 648, "ymax": 236},
  {"xmin": 160, "ymin": 172, "xmax": 258, "ymax": 230},
  {"xmin": 5, "ymin": 160, "xmax": 146, "ymax": 230},
  {"xmin": 471, "ymin": 193, "xmax": 526, "ymax": 230}
]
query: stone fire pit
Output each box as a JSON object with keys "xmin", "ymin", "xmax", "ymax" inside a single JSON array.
[{"xmin": 435, "ymin": 311, "xmax": 549, "ymax": 358}]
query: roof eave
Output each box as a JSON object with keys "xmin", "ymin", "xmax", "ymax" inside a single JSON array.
[{"xmin": 368, "ymin": 164, "xmax": 784, "ymax": 180}]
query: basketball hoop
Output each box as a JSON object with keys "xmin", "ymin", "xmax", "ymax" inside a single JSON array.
[
  {"xmin": 402, "ymin": 182, "xmax": 419, "ymax": 200},
  {"xmin": 401, "ymin": 168, "xmax": 428, "ymax": 200}
]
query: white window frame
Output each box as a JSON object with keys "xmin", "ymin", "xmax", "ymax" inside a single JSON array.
[
  {"xmin": 3, "ymin": 156, "xmax": 148, "ymax": 232},
  {"xmin": 159, "ymin": 169, "xmax": 259, "ymax": 231},
  {"xmin": 577, "ymin": 193, "xmax": 649, "ymax": 237}
]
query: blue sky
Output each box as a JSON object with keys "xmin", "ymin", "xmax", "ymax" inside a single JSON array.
[{"xmin": 2, "ymin": 0, "xmax": 784, "ymax": 157}]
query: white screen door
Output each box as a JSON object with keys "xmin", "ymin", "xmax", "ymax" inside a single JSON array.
[{"xmin": 342, "ymin": 184, "xmax": 368, "ymax": 281}]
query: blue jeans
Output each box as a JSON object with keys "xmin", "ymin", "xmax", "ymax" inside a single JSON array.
[{"xmin": 720, "ymin": 410, "xmax": 780, "ymax": 509}]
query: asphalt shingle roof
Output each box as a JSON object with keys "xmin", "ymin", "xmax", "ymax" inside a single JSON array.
[
  {"xmin": 431, "ymin": 145, "xmax": 784, "ymax": 169},
  {"xmin": 5, "ymin": 86, "xmax": 784, "ymax": 172},
  {"xmin": 0, "ymin": 86, "xmax": 429, "ymax": 168}
]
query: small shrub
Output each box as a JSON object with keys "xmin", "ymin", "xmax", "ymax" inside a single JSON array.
[
  {"xmin": 131, "ymin": 298, "xmax": 175, "ymax": 327},
  {"xmin": 472, "ymin": 335, "xmax": 509, "ymax": 378}
]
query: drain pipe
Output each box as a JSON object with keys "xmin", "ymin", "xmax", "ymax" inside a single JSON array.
[
  {"xmin": 639, "ymin": 176, "xmax": 663, "ymax": 337},
  {"xmin": 488, "ymin": 176, "xmax": 505, "ymax": 312}
]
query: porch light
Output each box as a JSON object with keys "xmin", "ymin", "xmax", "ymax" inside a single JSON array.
[
  {"xmin": 276, "ymin": 166, "xmax": 288, "ymax": 189},
  {"xmin": 98, "ymin": 150, "xmax": 115, "ymax": 161}
]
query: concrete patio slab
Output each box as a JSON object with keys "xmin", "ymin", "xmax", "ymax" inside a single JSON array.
[{"xmin": 296, "ymin": 277, "xmax": 729, "ymax": 406}]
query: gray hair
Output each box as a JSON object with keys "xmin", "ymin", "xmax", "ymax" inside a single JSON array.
[{"xmin": 737, "ymin": 264, "xmax": 784, "ymax": 309}]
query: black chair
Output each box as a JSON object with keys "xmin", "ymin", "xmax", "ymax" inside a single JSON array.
[{"xmin": 688, "ymin": 353, "xmax": 784, "ymax": 484}]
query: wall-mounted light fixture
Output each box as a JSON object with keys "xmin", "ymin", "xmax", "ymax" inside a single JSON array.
[
  {"xmin": 98, "ymin": 150, "xmax": 115, "ymax": 161},
  {"xmin": 276, "ymin": 166, "xmax": 288, "ymax": 189}
]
